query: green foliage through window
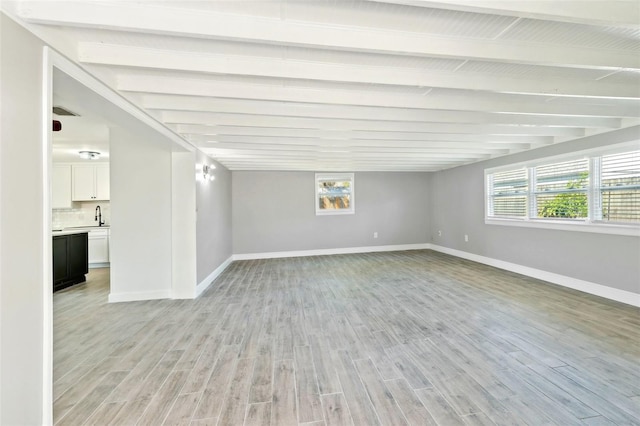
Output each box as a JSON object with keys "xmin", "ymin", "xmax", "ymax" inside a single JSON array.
[{"xmin": 538, "ymin": 173, "xmax": 588, "ymax": 219}]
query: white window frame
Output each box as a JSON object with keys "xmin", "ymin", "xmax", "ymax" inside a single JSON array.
[
  {"xmin": 485, "ymin": 142, "xmax": 640, "ymax": 237},
  {"xmin": 315, "ymin": 173, "xmax": 355, "ymax": 216}
]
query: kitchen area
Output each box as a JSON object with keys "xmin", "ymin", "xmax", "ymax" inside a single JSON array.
[{"xmin": 51, "ymin": 103, "xmax": 111, "ymax": 292}]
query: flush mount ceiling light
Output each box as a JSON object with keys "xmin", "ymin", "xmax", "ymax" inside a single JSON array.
[{"xmin": 78, "ymin": 151, "xmax": 100, "ymax": 160}]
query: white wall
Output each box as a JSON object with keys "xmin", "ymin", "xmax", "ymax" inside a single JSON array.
[
  {"xmin": 232, "ymin": 171, "xmax": 430, "ymax": 254},
  {"xmin": 109, "ymin": 126, "xmax": 174, "ymax": 302},
  {"xmin": 0, "ymin": 11, "xmax": 231, "ymax": 424},
  {"xmin": 0, "ymin": 13, "xmax": 46, "ymax": 425},
  {"xmin": 171, "ymin": 150, "xmax": 197, "ymax": 298}
]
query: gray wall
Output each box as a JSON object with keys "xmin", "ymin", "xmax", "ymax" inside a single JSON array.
[
  {"xmin": 196, "ymin": 151, "xmax": 232, "ymax": 283},
  {"xmin": 0, "ymin": 13, "xmax": 46, "ymax": 424},
  {"xmin": 429, "ymin": 126, "xmax": 640, "ymax": 294},
  {"xmin": 232, "ymin": 171, "xmax": 430, "ymax": 254}
]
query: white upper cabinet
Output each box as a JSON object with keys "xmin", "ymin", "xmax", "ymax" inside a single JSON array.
[
  {"xmin": 72, "ymin": 164, "xmax": 110, "ymax": 201},
  {"xmin": 94, "ymin": 164, "xmax": 110, "ymax": 200},
  {"xmin": 52, "ymin": 165, "xmax": 73, "ymax": 209}
]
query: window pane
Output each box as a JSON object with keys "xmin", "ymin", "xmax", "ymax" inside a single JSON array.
[
  {"xmin": 318, "ymin": 180, "xmax": 352, "ymax": 210},
  {"xmin": 318, "ymin": 180, "xmax": 351, "ymax": 194},
  {"xmin": 600, "ymin": 150, "xmax": 640, "ymax": 223},
  {"xmin": 536, "ymin": 159, "xmax": 588, "ymax": 219},
  {"xmin": 601, "ymin": 189, "xmax": 640, "ymax": 223},
  {"xmin": 537, "ymin": 192, "xmax": 587, "ymax": 218},
  {"xmin": 536, "ymin": 159, "xmax": 589, "ymax": 192},
  {"xmin": 493, "ymin": 196, "xmax": 527, "ymax": 217},
  {"xmin": 492, "ymin": 169, "xmax": 527, "ymax": 195},
  {"xmin": 489, "ymin": 169, "xmax": 527, "ymax": 217},
  {"xmin": 318, "ymin": 194, "xmax": 351, "ymax": 210}
]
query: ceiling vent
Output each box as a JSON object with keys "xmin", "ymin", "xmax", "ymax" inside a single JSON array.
[{"xmin": 52, "ymin": 106, "xmax": 79, "ymax": 116}]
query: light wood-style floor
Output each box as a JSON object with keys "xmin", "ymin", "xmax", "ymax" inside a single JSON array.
[{"xmin": 53, "ymin": 250, "xmax": 640, "ymax": 425}]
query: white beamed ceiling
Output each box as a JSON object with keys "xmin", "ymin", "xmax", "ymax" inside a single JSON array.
[{"xmin": 11, "ymin": 0, "xmax": 640, "ymax": 171}]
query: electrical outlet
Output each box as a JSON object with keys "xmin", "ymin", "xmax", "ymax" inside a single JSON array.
[
  {"xmin": 373, "ymin": 232, "xmax": 378, "ymax": 238},
  {"xmin": 438, "ymin": 230, "xmax": 442, "ymax": 237},
  {"xmin": 464, "ymin": 234, "xmax": 469, "ymax": 242}
]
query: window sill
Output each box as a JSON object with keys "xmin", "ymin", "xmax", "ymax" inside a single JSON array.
[
  {"xmin": 316, "ymin": 210, "xmax": 355, "ymax": 216},
  {"xmin": 485, "ymin": 217, "xmax": 640, "ymax": 237}
]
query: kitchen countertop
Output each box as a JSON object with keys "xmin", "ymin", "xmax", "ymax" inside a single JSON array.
[
  {"xmin": 64, "ymin": 225, "xmax": 110, "ymax": 229},
  {"xmin": 52, "ymin": 226, "xmax": 110, "ymax": 236},
  {"xmin": 52, "ymin": 229, "xmax": 90, "ymax": 236}
]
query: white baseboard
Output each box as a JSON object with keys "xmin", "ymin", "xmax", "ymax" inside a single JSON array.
[
  {"xmin": 108, "ymin": 290, "xmax": 172, "ymax": 303},
  {"xmin": 232, "ymin": 243, "xmax": 431, "ymax": 261},
  {"xmin": 196, "ymin": 255, "xmax": 234, "ymax": 297},
  {"xmin": 89, "ymin": 262, "xmax": 110, "ymax": 269},
  {"xmin": 429, "ymin": 244, "xmax": 640, "ymax": 308},
  {"xmin": 109, "ymin": 245, "xmax": 639, "ymax": 307}
]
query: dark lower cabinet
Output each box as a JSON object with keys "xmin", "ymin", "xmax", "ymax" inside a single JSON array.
[{"xmin": 53, "ymin": 232, "xmax": 88, "ymax": 292}]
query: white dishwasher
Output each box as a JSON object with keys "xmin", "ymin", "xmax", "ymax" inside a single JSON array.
[{"xmin": 88, "ymin": 228, "xmax": 110, "ymax": 267}]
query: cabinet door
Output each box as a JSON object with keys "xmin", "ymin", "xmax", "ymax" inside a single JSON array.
[
  {"xmin": 69, "ymin": 233, "xmax": 89, "ymax": 276},
  {"xmin": 94, "ymin": 164, "xmax": 110, "ymax": 201},
  {"xmin": 52, "ymin": 165, "xmax": 72, "ymax": 209},
  {"xmin": 53, "ymin": 236, "xmax": 69, "ymax": 283},
  {"xmin": 72, "ymin": 165, "xmax": 96, "ymax": 201},
  {"xmin": 88, "ymin": 235, "xmax": 109, "ymax": 263}
]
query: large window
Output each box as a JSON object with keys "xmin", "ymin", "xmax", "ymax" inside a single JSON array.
[
  {"xmin": 486, "ymin": 146, "xmax": 640, "ymax": 235},
  {"xmin": 315, "ymin": 173, "xmax": 354, "ymax": 215}
]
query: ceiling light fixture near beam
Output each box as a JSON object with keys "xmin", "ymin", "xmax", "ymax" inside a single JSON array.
[{"xmin": 78, "ymin": 151, "xmax": 100, "ymax": 160}]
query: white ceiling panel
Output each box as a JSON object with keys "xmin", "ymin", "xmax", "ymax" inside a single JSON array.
[
  {"xmin": 457, "ymin": 60, "xmax": 611, "ymax": 81},
  {"xmin": 498, "ymin": 18, "xmax": 640, "ymax": 51},
  {"xmin": 9, "ymin": 0, "xmax": 640, "ymax": 172}
]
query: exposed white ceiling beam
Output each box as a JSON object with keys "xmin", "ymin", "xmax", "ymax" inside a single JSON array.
[
  {"xmin": 18, "ymin": 1, "xmax": 639, "ymax": 70},
  {"xmin": 198, "ymin": 141, "xmax": 516, "ymax": 154},
  {"xmin": 372, "ymin": 0, "xmax": 640, "ymax": 29},
  {"xmin": 209, "ymin": 153, "xmax": 487, "ymax": 163},
  {"xmin": 177, "ymin": 126, "xmax": 551, "ymax": 144},
  {"xmin": 162, "ymin": 111, "xmax": 585, "ymax": 137},
  {"xmin": 207, "ymin": 147, "xmax": 506, "ymax": 157},
  {"xmin": 141, "ymin": 95, "xmax": 620, "ymax": 129},
  {"xmin": 222, "ymin": 166, "xmax": 445, "ymax": 172},
  {"xmin": 119, "ymin": 76, "xmax": 640, "ymax": 118},
  {"xmin": 78, "ymin": 43, "xmax": 635, "ymax": 99},
  {"xmin": 193, "ymin": 136, "xmax": 528, "ymax": 151},
  {"xmin": 213, "ymin": 162, "xmax": 459, "ymax": 172},
  {"xmin": 215, "ymin": 158, "xmax": 463, "ymax": 165}
]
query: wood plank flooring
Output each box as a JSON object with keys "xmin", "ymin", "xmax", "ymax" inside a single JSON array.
[{"xmin": 53, "ymin": 250, "xmax": 640, "ymax": 425}]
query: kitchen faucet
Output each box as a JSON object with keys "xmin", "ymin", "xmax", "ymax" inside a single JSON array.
[{"xmin": 95, "ymin": 205, "xmax": 105, "ymax": 227}]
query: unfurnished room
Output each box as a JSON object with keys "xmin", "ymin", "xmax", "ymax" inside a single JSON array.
[{"xmin": 1, "ymin": 1, "xmax": 639, "ymax": 425}]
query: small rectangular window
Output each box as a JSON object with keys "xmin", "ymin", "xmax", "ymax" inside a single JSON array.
[
  {"xmin": 600, "ymin": 150, "xmax": 640, "ymax": 223},
  {"xmin": 535, "ymin": 159, "xmax": 589, "ymax": 219},
  {"xmin": 315, "ymin": 173, "xmax": 354, "ymax": 215}
]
